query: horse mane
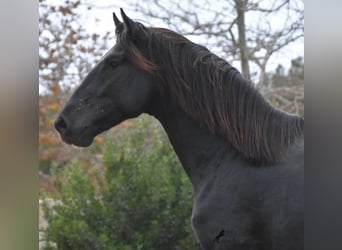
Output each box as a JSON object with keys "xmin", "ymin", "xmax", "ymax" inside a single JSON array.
[{"xmin": 118, "ymin": 26, "xmax": 304, "ymax": 165}]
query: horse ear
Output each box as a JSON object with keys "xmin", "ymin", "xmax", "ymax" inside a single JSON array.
[
  {"xmin": 113, "ymin": 12, "xmax": 123, "ymax": 34},
  {"xmin": 120, "ymin": 8, "xmax": 135, "ymax": 36},
  {"xmin": 113, "ymin": 12, "xmax": 122, "ymax": 27}
]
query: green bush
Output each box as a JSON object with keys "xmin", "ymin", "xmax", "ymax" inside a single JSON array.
[{"xmin": 41, "ymin": 115, "xmax": 200, "ymax": 250}]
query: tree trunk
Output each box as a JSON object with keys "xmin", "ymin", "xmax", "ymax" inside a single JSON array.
[{"xmin": 234, "ymin": 0, "xmax": 250, "ymax": 80}]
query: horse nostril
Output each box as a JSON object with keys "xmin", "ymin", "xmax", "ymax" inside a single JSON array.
[{"xmin": 55, "ymin": 116, "xmax": 68, "ymax": 133}]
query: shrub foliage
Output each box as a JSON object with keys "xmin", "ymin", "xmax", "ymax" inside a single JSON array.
[{"xmin": 41, "ymin": 115, "xmax": 200, "ymax": 249}]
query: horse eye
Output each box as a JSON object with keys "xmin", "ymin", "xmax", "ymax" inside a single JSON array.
[{"xmin": 109, "ymin": 61, "xmax": 119, "ymax": 68}]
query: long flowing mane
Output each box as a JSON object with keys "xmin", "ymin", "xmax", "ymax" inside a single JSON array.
[{"xmin": 119, "ymin": 26, "xmax": 304, "ymax": 165}]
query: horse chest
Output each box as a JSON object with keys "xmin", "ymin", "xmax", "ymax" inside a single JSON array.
[{"xmin": 191, "ymin": 178, "xmax": 262, "ymax": 250}]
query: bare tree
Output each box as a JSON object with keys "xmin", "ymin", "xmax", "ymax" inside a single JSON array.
[
  {"xmin": 128, "ymin": 0, "xmax": 304, "ymax": 115},
  {"xmin": 234, "ymin": 0, "xmax": 250, "ymax": 79},
  {"xmin": 245, "ymin": 0, "xmax": 304, "ymax": 84},
  {"xmin": 128, "ymin": 0, "xmax": 303, "ymax": 82}
]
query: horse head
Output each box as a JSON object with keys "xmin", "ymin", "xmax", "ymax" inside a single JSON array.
[{"xmin": 55, "ymin": 10, "xmax": 157, "ymax": 146}]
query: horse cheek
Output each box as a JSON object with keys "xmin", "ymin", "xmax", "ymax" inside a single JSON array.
[{"xmin": 119, "ymin": 79, "xmax": 154, "ymax": 117}]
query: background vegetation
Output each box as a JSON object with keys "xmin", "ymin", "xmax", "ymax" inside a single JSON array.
[
  {"xmin": 39, "ymin": 0, "xmax": 303, "ymax": 248},
  {"xmin": 41, "ymin": 116, "xmax": 200, "ymax": 249}
]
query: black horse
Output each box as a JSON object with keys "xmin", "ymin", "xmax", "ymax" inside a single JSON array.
[{"xmin": 55, "ymin": 9, "xmax": 304, "ymax": 250}]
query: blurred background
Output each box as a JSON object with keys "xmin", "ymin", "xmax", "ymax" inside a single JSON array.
[{"xmin": 39, "ymin": 0, "xmax": 304, "ymax": 249}]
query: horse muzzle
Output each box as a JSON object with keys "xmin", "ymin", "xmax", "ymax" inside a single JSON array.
[{"xmin": 54, "ymin": 115, "xmax": 93, "ymax": 147}]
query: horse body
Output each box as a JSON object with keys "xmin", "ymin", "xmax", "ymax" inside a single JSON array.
[
  {"xmin": 55, "ymin": 9, "xmax": 304, "ymax": 249},
  {"xmin": 149, "ymin": 95, "xmax": 303, "ymax": 250}
]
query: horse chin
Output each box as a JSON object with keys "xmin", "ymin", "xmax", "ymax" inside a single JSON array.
[
  {"xmin": 62, "ymin": 135, "xmax": 93, "ymax": 147},
  {"xmin": 72, "ymin": 139, "xmax": 93, "ymax": 147}
]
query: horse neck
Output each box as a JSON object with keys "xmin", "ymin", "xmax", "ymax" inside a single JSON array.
[{"xmin": 148, "ymin": 96, "xmax": 240, "ymax": 188}]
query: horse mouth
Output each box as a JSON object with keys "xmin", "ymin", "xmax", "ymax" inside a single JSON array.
[{"xmin": 59, "ymin": 133, "xmax": 94, "ymax": 147}]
